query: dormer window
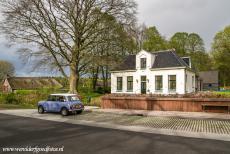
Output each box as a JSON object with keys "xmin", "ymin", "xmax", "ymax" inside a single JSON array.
[{"xmin": 140, "ymin": 58, "xmax": 146, "ymax": 69}]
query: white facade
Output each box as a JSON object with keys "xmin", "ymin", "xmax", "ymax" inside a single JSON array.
[{"xmin": 111, "ymin": 50, "xmax": 196, "ymax": 95}]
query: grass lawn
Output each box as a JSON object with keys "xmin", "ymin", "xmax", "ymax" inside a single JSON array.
[
  {"xmin": 0, "ymin": 104, "xmax": 36, "ymax": 110},
  {"xmin": 79, "ymin": 91, "xmax": 103, "ymax": 106},
  {"xmin": 213, "ymin": 91, "xmax": 230, "ymax": 97}
]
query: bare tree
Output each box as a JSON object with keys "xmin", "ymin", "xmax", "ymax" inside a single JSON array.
[
  {"xmin": 0, "ymin": 0, "xmax": 137, "ymax": 93},
  {"xmin": 127, "ymin": 23, "xmax": 146, "ymax": 53}
]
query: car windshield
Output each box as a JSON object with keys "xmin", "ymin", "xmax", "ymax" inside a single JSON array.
[{"xmin": 67, "ymin": 95, "xmax": 79, "ymax": 101}]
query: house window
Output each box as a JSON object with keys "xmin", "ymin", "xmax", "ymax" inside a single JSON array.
[
  {"xmin": 117, "ymin": 77, "xmax": 123, "ymax": 91},
  {"xmin": 140, "ymin": 58, "xmax": 146, "ymax": 69},
  {"xmin": 155, "ymin": 75, "xmax": 163, "ymax": 91},
  {"xmin": 168, "ymin": 75, "xmax": 176, "ymax": 91},
  {"xmin": 127, "ymin": 76, "xmax": 133, "ymax": 91}
]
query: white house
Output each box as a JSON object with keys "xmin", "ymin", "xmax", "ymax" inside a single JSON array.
[{"xmin": 111, "ymin": 50, "xmax": 196, "ymax": 94}]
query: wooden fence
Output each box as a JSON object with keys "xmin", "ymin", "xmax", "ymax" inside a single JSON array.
[{"xmin": 101, "ymin": 96, "xmax": 230, "ymax": 113}]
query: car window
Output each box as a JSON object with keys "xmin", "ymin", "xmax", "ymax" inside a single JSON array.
[
  {"xmin": 57, "ymin": 96, "xmax": 66, "ymax": 102},
  {"xmin": 67, "ymin": 95, "xmax": 79, "ymax": 101},
  {"xmin": 47, "ymin": 95, "xmax": 56, "ymax": 101}
]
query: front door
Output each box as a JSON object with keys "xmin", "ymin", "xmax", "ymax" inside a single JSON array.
[{"xmin": 141, "ymin": 76, "xmax": 147, "ymax": 94}]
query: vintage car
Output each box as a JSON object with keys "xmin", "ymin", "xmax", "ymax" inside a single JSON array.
[{"xmin": 37, "ymin": 94, "xmax": 84, "ymax": 116}]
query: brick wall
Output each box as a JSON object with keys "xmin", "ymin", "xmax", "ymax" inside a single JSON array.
[{"xmin": 101, "ymin": 96, "xmax": 230, "ymax": 113}]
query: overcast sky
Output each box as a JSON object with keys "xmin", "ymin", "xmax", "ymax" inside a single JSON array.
[
  {"xmin": 0, "ymin": 0, "xmax": 230, "ymax": 76},
  {"xmin": 136, "ymin": 0, "xmax": 230, "ymax": 50}
]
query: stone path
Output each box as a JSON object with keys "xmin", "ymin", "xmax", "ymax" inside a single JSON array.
[
  {"xmin": 68, "ymin": 112, "xmax": 230, "ymax": 135},
  {"xmin": 94, "ymin": 108, "xmax": 230, "ymax": 120}
]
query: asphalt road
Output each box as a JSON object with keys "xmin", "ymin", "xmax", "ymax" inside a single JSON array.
[{"xmin": 0, "ymin": 113, "xmax": 230, "ymax": 154}]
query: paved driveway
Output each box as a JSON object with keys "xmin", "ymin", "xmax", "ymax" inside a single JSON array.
[
  {"xmin": 1, "ymin": 113, "xmax": 230, "ymax": 154},
  {"xmin": 68, "ymin": 111, "xmax": 230, "ymax": 134}
]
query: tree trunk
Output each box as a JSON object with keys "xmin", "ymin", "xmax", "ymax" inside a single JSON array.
[
  {"xmin": 101, "ymin": 66, "xmax": 106, "ymax": 92},
  {"xmin": 69, "ymin": 62, "xmax": 78, "ymax": 94},
  {"xmin": 92, "ymin": 67, "xmax": 99, "ymax": 91},
  {"xmin": 105, "ymin": 66, "xmax": 109, "ymax": 89},
  {"xmin": 76, "ymin": 72, "xmax": 80, "ymax": 91}
]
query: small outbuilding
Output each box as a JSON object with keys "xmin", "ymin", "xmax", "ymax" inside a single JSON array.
[
  {"xmin": 197, "ymin": 71, "xmax": 219, "ymax": 91},
  {"xmin": 2, "ymin": 76, "xmax": 63, "ymax": 93}
]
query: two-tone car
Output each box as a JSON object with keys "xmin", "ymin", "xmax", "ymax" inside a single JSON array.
[{"xmin": 37, "ymin": 94, "xmax": 84, "ymax": 116}]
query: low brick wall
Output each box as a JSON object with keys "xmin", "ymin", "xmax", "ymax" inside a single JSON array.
[{"xmin": 101, "ymin": 96, "xmax": 230, "ymax": 113}]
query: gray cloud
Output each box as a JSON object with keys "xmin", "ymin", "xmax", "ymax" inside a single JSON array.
[
  {"xmin": 0, "ymin": 0, "xmax": 230, "ymax": 75},
  {"xmin": 0, "ymin": 37, "xmax": 24, "ymax": 75},
  {"xmin": 136, "ymin": 0, "xmax": 230, "ymax": 50},
  {"xmin": 0, "ymin": 37, "xmax": 54, "ymax": 76}
]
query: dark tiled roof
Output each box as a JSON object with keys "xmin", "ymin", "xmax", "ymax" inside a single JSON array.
[
  {"xmin": 112, "ymin": 55, "xmax": 136, "ymax": 71},
  {"xmin": 112, "ymin": 50, "xmax": 190, "ymax": 71},
  {"xmin": 7, "ymin": 77, "xmax": 63, "ymax": 90},
  {"xmin": 198, "ymin": 71, "xmax": 219, "ymax": 83},
  {"xmin": 152, "ymin": 51, "xmax": 189, "ymax": 68}
]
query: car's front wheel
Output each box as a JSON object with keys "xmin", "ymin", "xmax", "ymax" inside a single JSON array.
[
  {"xmin": 77, "ymin": 110, "xmax": 83, "ymax": 114},
  {"xmin": 61, "ymin": 108, "xmax": 68, "ymax": 116},
  {"xmin": 38, "ymin": 106, "xmax": 44, "ymax": 114}
]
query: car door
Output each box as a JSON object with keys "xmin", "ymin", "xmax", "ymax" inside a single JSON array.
[
  {"xmin": 52, "ymin": 96, "xmax": 63, "ymax": 112},
  {"xmin": 46, "ymin": 95, "xmax": 56, "ymax": 112}
]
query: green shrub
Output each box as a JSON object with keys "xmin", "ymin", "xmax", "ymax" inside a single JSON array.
[
  {"xmin": 5, "ymin": 93, "xmax": 18, "ymax": 104},
  {"xmin": 95, "ymin": 87, "xmax": 111, "ymax": 94},
  {"xmin": 15, "ymin": 90, "xmax": 37, "ymax": 95},
  {"xmin": 89, "ymin": 96, "xmax": 102, "ymax": 107},
  {"xmin": 0, "ymin": 89, "xmax": 54, "ymax": 107},
  {"xmin": 0, "ymin": 93, "xmax": 5, "ymax": 104},
  {"xmin": 96, "ymin": 87, "xmax": 105, "ymax": 94},
  {"xmin": 78, "ymin": 90, "xmax": 103, "ymax": 106},
  {"xmin": 213, "ymin": 91, "xmax": 230, "ymax": 97}
]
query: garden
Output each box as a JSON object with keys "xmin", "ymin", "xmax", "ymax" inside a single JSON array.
[{"xmin": 105, "ymin": 91, "xmax": 230, "ymax": 98}]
